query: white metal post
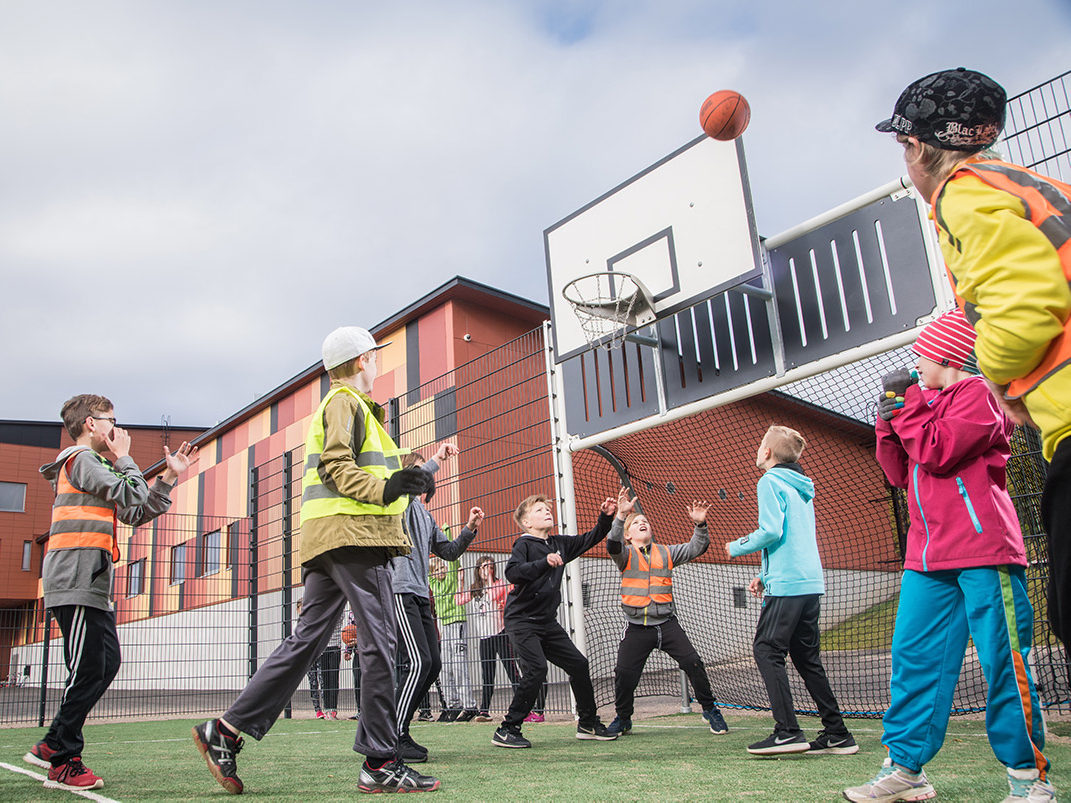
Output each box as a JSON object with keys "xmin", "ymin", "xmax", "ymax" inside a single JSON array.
[{"xmin": 543, "ymin": 322, "xmax": 588, "ymax": 656}]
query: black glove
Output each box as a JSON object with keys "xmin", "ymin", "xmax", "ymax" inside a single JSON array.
[
  {"xmin": 881, "ymin": 368, "xmax": 915, "ymax": 395},
  {"xmin": 382, "ymin": 467, "xmax": 433, "ymax": 505},
  {"xmin": 421, "ymin": 469, "xmax": 436, "ymax": 503},
  {"xmin": 877, "ymin": 392, "xmax": 905, "ymax": 422}
]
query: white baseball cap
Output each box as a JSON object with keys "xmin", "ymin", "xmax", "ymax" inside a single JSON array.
[{"xmin": 321, "ymin": 326, "xmax": 391, "ymax": 371}]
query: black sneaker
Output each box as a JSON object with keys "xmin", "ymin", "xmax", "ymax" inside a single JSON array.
[
  {"xmin": 492, "ymin": 726, "xmax": 531, "ymax": 748},
  {"xmin": 192, "ymin": 719, "xmax": 244, "ymax": 794},
  {"xmin": 358, "ymin": 759, "xmax": 440, "ymax": 793},
  {"xmin": 398, "ymin": 733, "xmax": 429, "ymax": 763},
  {"xmin": 746, "ymin": 730, "xmax": 809, "ymax": 756},
  {"xmin": 436, "ymin": 708, "xmax": 459, "ymax": 722},
  {"xmin": 703, "ymin": 707, "xmax": 729, "ymax": 734},
  {"xmin": 806, "ymin": 730, "xmax": 859, "ymax": 755},
  {"xmin": 606, "ymin": 716, "xmax": 632, "ymax": 736},
  {"xmin": 454, "ymin": 708, "xmax": 479, "ymax": 722},
  {"xmin": 417, "ymin": 709, "xmax": 434, "ymax": 722},
  {"xmin": 576, "ymin": 721, "xmax": 619, "ymax": 741}
]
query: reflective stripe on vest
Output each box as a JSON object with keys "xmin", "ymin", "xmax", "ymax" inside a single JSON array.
[
  {"xmin": 935, "ymin": 159, "xmax": 1071, "ymax": 398},
  {"xmin": 300, "ymin": 385, "xmax": 409, "ymax": 523},
  {"xmin": 620, "ymin": 543, "xmax": 674, "ymax": 609},
  {"xmin": 47, "ymin": 447, "xmax": 120, "ymax": 561}
]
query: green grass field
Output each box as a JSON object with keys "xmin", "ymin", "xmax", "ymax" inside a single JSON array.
[{"xmin": 1, "ymin": 712, "xmax": 1066, "ymax": 801}]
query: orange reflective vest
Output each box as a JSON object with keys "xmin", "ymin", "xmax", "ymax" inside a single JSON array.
[
  {"xmin": 47, "ymin": 449, "xmax": 120, "ymax": 561},
  {"xmin": 620, "ymin": 543, "xmax": 674, "ymax": 610},
  {"xmin": 935, "ymin": 159, "xmax": 1071, "ymax": 398}
]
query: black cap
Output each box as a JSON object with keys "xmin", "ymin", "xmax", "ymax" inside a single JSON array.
[{"xmin": 876, "ymin": 67, "xmax": 1006, "ymax": 151}]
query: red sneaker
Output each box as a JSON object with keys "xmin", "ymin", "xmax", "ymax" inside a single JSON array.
[
  {"xmin": 44, "ymin": 758, "xmax": 104, "ymax": 791},
  {"xmin": 23, "ymin": 740, "xmax": 57, "ymax": 769},
  {"xmin": 328, "ymin": 711, "xmax": 339, "ymax": 720},
  {"xmin": 315, "ymin": 710, "xmax": 326, "ymax": 719}
]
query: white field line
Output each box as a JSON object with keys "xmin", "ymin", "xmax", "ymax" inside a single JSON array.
[{"xmin": 0, "ymin": 761, "xmax": 120, "ymax": 803}]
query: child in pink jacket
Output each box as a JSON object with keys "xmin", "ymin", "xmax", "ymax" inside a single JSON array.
[{"xmin": 844, "ymin": 309, "xmax": 1051, "ymax": 802}]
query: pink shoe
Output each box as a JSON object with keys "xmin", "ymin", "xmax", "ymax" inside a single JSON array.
[
  {"xmin": 524, "ymin": 713, "xmax": 545, "ymax": 723},
  {"xmin": 315, "ymin": 710, "xmax": 326, "ymax": 719}
]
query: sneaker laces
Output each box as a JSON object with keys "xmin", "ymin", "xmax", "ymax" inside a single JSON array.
[
  {"xmin": 65, "ymin": 759, "xmax": 91, "ymax": 778},
  {"xmin": 1007, "ymin": 774, "xmax": 1046, "ymax": 797}
]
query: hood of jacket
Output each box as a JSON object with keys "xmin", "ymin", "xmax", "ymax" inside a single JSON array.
[
  {"xmin": 39, "ymin": 445, "xmax": 89, "ymax": 490},
  {"xmin": 765, "ymin": 463, "xmax": 815, "ymax": 503}
]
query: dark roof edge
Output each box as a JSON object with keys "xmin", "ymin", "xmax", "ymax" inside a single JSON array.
[{"xmin": 369, "ymin": 275, "xmax": 547, "ymax": 336}]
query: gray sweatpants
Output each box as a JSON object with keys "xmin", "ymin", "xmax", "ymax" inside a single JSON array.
[
  {"xmin": 224, "ymin": 546, "xmax": 399, "ymax": 760},
  {"xmin": 440, "ymin": 621, "xmax": 476, "ymax": 710}
]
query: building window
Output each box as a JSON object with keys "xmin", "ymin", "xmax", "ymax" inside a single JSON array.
[
  {"xmin": 22, "ymin": 541, "xmax": 32, "ymax": 571},
  {"xmin": 201, "ymin": 529, "xmax": 221, "ymax": 576},
  {"xmin": 0, "ymin": 482, "xmax": 26, "ymax": 513},
  {"xmin": 170, "ymin": 543, "xmax": 187, "ymax": 585},
  {"xmin": 227, "ymin": 520, "xmax": 242, "ymax": 568},
  {"xmin": 128, "ymin": 558, "xmax": 145, "ymax": 597}
]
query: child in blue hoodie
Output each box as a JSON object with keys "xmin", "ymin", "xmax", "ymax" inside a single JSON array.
[{"xmin": 725, "ymin": 425, "xmax": 855, "ymax": 757}]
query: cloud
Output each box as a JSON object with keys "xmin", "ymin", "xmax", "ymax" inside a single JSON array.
[{"xmin": 1, "ymin": 0, "xmax": 1068, "ymax": 426}]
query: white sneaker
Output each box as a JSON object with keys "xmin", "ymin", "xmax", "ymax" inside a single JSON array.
[
  {"xmin": 1003, "ymin": 767, "xmax": 1057, "ymax": 802},
  {"xmin": 843, "ymin": 758, "xmax": 936, "ymax": 802}
]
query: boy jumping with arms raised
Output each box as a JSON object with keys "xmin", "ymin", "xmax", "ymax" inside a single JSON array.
[
  {"xmin": 725, "ymin": 425, "xmax": 856, "ymax": 757},
  {"xmin": 605, "ymin": 487, "xmax": 729, "ymax": 737},
  {"xmin": 492, "ymin": 493, "xmax": 618, "ymax": 748}
]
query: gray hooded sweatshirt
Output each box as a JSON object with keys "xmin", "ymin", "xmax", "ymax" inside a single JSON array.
[
  {"xmin": 389, "ymin": 459, "xmax": 476, "ymax": 597},
  {"xmin": 39, "ymin": 445, "xmax": 174, "ymax": 611}
]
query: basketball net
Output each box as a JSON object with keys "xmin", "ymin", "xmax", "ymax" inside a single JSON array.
[{"xmin": 562, "ymin": 272, "xmax": 650, "ymax": 351}]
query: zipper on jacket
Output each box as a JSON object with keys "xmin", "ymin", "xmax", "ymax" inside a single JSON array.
[
  {"xmin": 955, "ymin": 476, "xmax": 983, "ymax": 534},
  {"xmin": 913, "ymin": 464, "xmax": 933, "ymax": 571}
]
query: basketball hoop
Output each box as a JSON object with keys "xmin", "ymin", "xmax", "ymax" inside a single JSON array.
[{"xmin": 562, "ymin": 271, "xmax": 656, "ymax": 351}]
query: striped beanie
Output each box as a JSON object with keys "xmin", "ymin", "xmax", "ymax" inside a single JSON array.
[{"xmin": 913, "ymin": 308, "xmax": 979, "ymax": 374}]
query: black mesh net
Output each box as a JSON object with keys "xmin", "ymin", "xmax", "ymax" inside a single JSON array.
[{"xmin": 569, "ymin": 345, "xmax": 1069, "ymax": 717}]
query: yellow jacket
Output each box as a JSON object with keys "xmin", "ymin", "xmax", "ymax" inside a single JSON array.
[
  {"xmin": 933, "ymin": 164, "xmax": 1071, "ymax": 459},
  {"xmin": 299, "ymin": 381, "xmax": 411, "ymax": 565}
]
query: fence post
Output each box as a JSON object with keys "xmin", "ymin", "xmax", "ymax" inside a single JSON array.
[
  {"xmin": 282, "ymin": 450, "xmax": 294, "ymax": 720},
  {"xmin": 679, "ymin": 670, "xmax": 691, "ymax": 714},
  {"xmin": 248, "ymin": 464, "xmax": 260, "ymax": 680},
  {"xmin": 37, "ymin": 605, "xmax": 51, "ymax": 728}
]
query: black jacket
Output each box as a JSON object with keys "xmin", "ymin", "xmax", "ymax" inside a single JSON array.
[{"xmin": 503, "ymin": 513, "xmax": 613, "ymax": 625}]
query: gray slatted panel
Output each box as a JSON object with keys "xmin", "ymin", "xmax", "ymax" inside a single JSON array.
[
  {"xmin": 560, "ymin": 345, "xmax": 660, "ymax": 438},
  {"xmin": 768, "ymin": 193, "xmax": 935, "ymax": 369}
]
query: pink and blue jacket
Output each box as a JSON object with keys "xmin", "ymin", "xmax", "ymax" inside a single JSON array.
[{"xmin": 875, "ymin": 375, "xmax": 1026, "ymax": 572}]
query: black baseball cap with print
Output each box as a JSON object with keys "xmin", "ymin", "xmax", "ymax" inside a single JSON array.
[{"xmin": 876, "ymin": 67, "xmax": 1006, "ymax": 151}]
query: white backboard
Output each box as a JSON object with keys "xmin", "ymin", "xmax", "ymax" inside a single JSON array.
[{"xmin": 545, "ymin": 134, "xmax": 763, "ymax": 362}]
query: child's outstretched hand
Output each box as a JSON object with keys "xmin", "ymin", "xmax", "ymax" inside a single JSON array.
[
  {"xmin": 546, "ymin": 552, "xmax": 564, "ymax": 567},
  {"xmin": 748, "ymin": 576, "xmax": 764, "ymax": 598},
  {"xmin": 434, "ymin": 442, "xmax": 459, "ymax": 463},
  {"xmin": 467, "ymin": 506, "xmax": 485, "ymax": 530},
  {"xmin": 600, "ymin": 496, "xmax": 617, "ymax": 517},
  {"xmin": 724, "ymin": 541, "xmax": 734, "ymax": 558},
  {"xmin": 616, "ymin": 487, "xmax": 637, "ymax": 520},
  {"xmin": 687, "ymin": 500, "xmax": 710, "ymax": 525},
  {"xmin": 162, "ymin": 441, "xmax": 199, "ymax": 484}
]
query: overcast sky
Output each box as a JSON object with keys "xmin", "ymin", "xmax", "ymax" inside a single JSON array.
[{"xmin": 2, "ymin": 1, "xmax": 1069, "ymax": 428}]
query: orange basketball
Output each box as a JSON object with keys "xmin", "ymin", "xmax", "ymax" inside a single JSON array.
[
  {"xmin": 700, "ymin": 90, "xmax": 750, "ymax": 141},
  {"xmin": 341, "ymin": 624, "xmax": 357, "ymax": 646}
]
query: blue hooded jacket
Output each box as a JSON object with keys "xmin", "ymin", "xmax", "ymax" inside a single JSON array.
[{"xmin": 728, "ymin": 464, "xmax": 824, "ymax": 596}]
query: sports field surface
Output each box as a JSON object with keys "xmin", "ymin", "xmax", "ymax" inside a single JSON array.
[{"xmin": 1, "ymin": 711, "xmax": 1067, "ymax": 801}]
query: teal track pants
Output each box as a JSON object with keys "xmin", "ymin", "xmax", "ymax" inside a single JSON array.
[{"xmin": 882, "ymin": 566, "xmax": 1048, "ymax": 779}]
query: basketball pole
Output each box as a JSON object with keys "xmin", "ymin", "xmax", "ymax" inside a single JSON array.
[{"xmin": 544, "ymin": 322, "xmax": 587, "ymax": 718}]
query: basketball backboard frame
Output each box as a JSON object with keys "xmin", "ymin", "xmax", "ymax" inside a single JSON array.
[{"xmin": 544, "ymin": 134, "xmax": 764, "ymax": 363}]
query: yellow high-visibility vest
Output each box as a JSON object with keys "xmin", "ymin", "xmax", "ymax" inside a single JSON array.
[{"xmin": 300, "ymin": 385, "xmax": 409, "ymax": 523}]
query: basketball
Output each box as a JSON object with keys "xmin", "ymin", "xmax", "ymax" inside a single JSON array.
[
  {"xmin": 699, "ymin": 90, "xmax": 750, "ymax": 141},
  {"xmin": 341, "ymin": 624, "xmax": 357, "ymax": 647}
]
